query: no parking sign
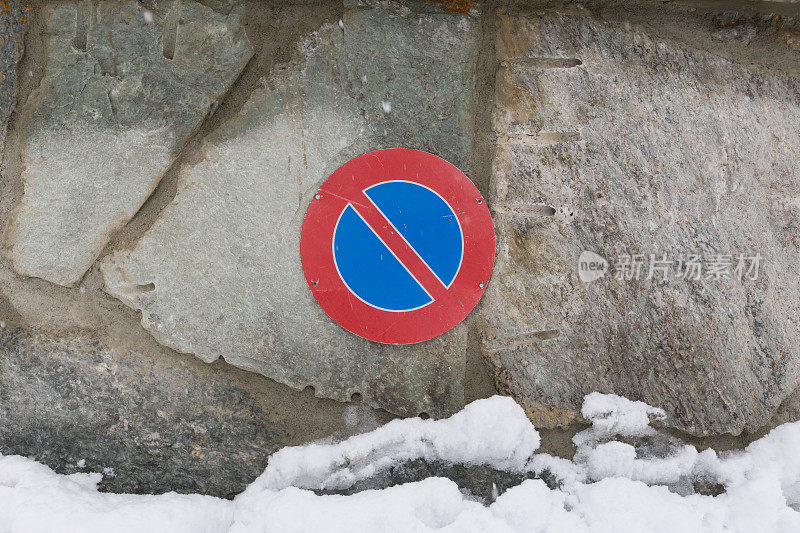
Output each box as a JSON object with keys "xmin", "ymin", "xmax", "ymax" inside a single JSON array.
[{"xmin": 300, "ymin": 149, "xmax": 495, "ymax": 344}]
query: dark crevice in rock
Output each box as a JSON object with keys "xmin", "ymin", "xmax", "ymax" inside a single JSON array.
[
  {"xmin": 0, "ymin": 2, "xmax": 45, "ymax": 253},
  {"xmin": 161, "ymin": 0, "xmax": 180, "ymax": 60},
  {"xmin": 464, "ymin": 0, "xmax": 502, "ymax": 406},
  {"xmin": 499, "ymin": 131, "xmax": 582, "ymax": 146},
  {"xmin": 469, "ymin": 0, "xmax": 498, "ymax": 198},
  {"xmin": 507, "ymin": 57, "xmax": 583, "ymax": 68},
  {"xmin": 74, "ymin": 0, "xmax": 90, "ymax": 51},
  {"xmin": 316, "ymin": 459, "xmax": 545, "ymax": 503}
]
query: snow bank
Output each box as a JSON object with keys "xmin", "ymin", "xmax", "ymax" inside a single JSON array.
[
  {"xmin": 0, "ymin": 455, "xmax": 232, "ymax": 533},
  {"xmin": 2, "ymin": 393, "xmax": 800, "ymax": 532},
  {"xmin": 244, "ymin": 395, "xmax": 539, "ymax": 492}
]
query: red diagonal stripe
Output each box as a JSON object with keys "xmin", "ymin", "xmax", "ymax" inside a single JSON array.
[{"xmin": 350, "ymin": 191, "xmax": 449, "ymax": 302}]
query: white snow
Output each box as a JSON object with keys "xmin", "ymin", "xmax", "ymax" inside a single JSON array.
[
  {"xmin": 0, "ymin": 453, "xmax": 232, "ymax": 533},
  {"xmin": 142, "ymin": 10, "xmax": 153, "ymax": 24},
  {"xmin": 381, "ymin": 101, "xmax": 392, "ymax": 113},
  {"xmin": 246, "ymin": 396, "xmax": 538, "ymax": 492},
  {"xmin": 580, "ymin": 391, "xmax": 665, "ymax": 438},
  {"xmin": 2, "ymin": 393, "xmax": 800, "ymax": 532}
]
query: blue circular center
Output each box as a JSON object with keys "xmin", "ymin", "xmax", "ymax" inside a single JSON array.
[{"xmin": 333, "ymin": 181, "xmax": 463, "ymax": 312}]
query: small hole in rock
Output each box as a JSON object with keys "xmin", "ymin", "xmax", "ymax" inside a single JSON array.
[
  {"xmin": 532, "ymin": 329, "xmax": 560, "ymax": 341},
  {"xmin": 419, "ymin": 412, "xmax": 430, "ymax": 420},
  {"xmin": 74, "ymin": 0, "xmax": 90, "ymax": 51},
  {"xmin": 532, "ymin": 204, "xmax": 557, "ymax": 216},
  {"xmin": 162, "ymin": 1, "xmax": 180, "ymax": 60},
  {"xmin": 126, "ymin": 282, "xmax": 155, "ymax": 296},
  {"xmin": 350, "ymin": 392, "xmax": 363, "ymax": 403},
  {"xmin": 303, "ymin": 385, "xmax": 316, "ymax": 395}
]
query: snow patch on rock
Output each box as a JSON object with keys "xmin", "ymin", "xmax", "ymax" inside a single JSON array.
[{"xmin": 245, "ymin": 396, "xmax": 540, "ymax": 492}]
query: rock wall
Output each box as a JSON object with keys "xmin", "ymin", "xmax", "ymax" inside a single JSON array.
[
  {"xmin": 484, "ymin": 7, "xmax": 800, "ymax": 436},
  {"xmin": 5, "ymin": 1, "xmax": 252, "ymax": 286},
  {"xmin": 1, "ymin": 0, "xmax": 799, "ymax": 495},
  {"xmin": 100, "ymin": 0, "xmax": 477, "ymax": 419}
]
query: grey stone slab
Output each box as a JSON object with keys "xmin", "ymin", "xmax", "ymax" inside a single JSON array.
[
  {"xmin": 101, "ymin": 1, "xmax": 477, "ymax": 418},
  {"xmin": 482, "ymin": 10, "xmax": 800, "ymax": 436},
  {"xmin": 3, "ymin": 0, "xmax": 252, "ymax": 286},
  {"xmin": 0, "ymin": 1, "xmax": 27, "ymax": 155},
  {"xmin": 0, "ymin": 325, "xmax": 279, "ymax": 496}
]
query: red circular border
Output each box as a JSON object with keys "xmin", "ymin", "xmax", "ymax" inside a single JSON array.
[{"xmin": 300, "ymin": 149, "xmax": 495, "ymax": 344}]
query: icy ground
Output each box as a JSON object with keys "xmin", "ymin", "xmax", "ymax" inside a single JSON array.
[{"xmin": 2, "ymin": 393, "xmax": 800, "ymax": 532}]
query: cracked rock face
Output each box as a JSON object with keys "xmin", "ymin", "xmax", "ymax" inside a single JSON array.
[
  {"xmin": 101, "ymin": 1, "xmax": 477, "ymax": 418},
  {"xmin": 2, "ymin": 0, "xmax": 252, "ymax": 286},
  {"xmin": 482, "ymin": 10, "xmax": 800, "ymax": 436}
]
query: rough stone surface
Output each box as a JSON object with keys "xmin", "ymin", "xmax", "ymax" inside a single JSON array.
[
  {"xmin": 0, "ymin": 0, "xmax": 27, "ymax": 155},
  {"xmin": 101, "ymin": 0, "xmax": 478, "ymax": 419},
  {"xmin": 2, "ymin": 0, "xmax": 252, "ymax": 286},
  {"xmin": 482, "ymin": 9, "xmax": 800, "ymax": 436},
  {"xmin": 0, "ymin": 324, "xmax": 392, "ymax": 496},
  {"xmin": 0, "ymin": 325, "xmax": 277, "ymax": 496}
]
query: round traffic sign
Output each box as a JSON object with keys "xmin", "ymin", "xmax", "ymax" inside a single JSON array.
[{"xmin": 300, "ymin": 148, "xmax": 495, "ymax": 344}]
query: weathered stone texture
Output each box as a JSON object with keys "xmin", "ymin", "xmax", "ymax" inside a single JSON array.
[
  {"xmin": 102, "ymin": 1, "xmax": 478, "ymax": 418},
  {"xmin": 0, "ymin": 1, "xmax": 27, "ymax": 155},
  {"xmin": 2, "ymin": 0, "xmax": 252, "ymax": 286},
  {"xmin": 0, "ymin": 323, "xmax": 394, "ymax": 496},
  {"xmin": 483, "ymin": 10, "xmax": 800, "ymax": 435},
  {"xmin": 0, "ymin": 325, "xmax": 278, "ymax": 495}
]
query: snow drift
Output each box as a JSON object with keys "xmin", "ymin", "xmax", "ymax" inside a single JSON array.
[{"xmin": 2, "ymin": 394, "xmax": 800, "ymax": 532}]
